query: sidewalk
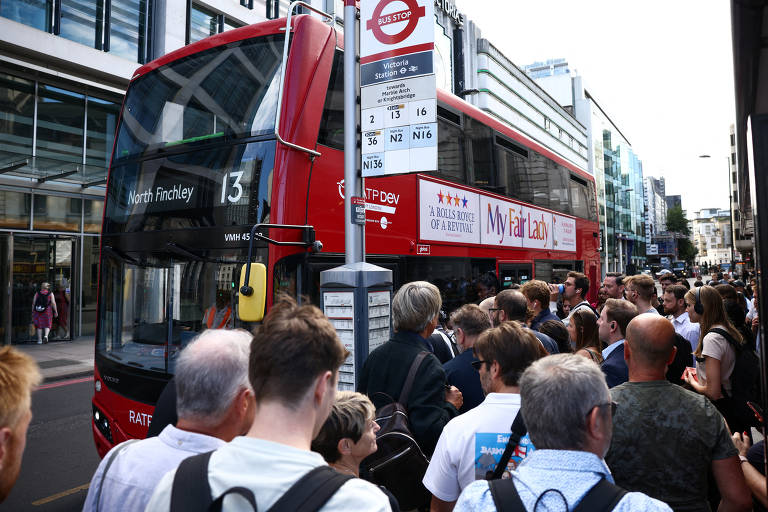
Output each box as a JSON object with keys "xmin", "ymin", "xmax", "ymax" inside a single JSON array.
[{"xmin": 12, "ymin": 336, "xmax": 94, "ymax": 383}]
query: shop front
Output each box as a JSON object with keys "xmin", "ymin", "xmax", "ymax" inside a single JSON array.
[{"xmin": 0, "ymin": 190, "xmax": 102, "ymax": 345}]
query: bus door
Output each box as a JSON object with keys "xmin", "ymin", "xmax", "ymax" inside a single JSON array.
[{"xmin": 497, "ymin": 261, "xmax": 533, "ymax": 289}]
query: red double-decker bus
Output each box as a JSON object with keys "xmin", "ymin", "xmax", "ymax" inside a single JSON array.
[{"xmin": 91, "ymin": 13, "xmax": 600, "ymax": 455}]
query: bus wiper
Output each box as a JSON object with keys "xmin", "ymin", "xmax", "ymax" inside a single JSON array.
[
  {"xmin": 164, "ymin": 242, "xmax": 205, "ymax": 262},
  {"xmin": 126, "ymin": 361, "xmax": 145, "ymax": 369},
  {"xmin": 103, "ymin": 246, "xmax": 139, "ymax": 265}
]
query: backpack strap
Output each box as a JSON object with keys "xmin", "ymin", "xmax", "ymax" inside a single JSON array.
[
  {"xmin": 400, "ymin": 351, "xmax": 429, "ymax": 405},
  {"xmin": 488, "ymin": 478, "xmax": 526, "ymax": 512},
  {"xmin": 486, "ymin": 410, "xmax": 526, "ymax": 480},
  {"xmin": 267, "ymin": 465, "xmax": 354, "ymax": 512},
  {"xmin": 94, "ymin": 439, "xmax": 139, "ymax": 512},
  {"xmin": 210, "ymin": 487, "xmax": 257, "ymax": 512},
  {"xmin": 573, "ymin": 478, "xmax": 627, "ymax": 512},
  {"xmin": 574, "ymin": 301, "xmax": 599, "ymax": 318},
  {"xmin": 709, "ymin": 328, "xmax": 741, "ymax": 350},
  {"xmin": 170, "ymin": 450, "xmax": 217, "ymax": 512}
]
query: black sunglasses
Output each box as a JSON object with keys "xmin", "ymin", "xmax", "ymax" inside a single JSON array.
[{"xmin": 471, "ymin": 360, "xmax": 490, "ymax": 371}]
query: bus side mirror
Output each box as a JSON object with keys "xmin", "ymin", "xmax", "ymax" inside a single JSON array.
[{"xmin": 238, "ymin": 263, "xmax": 266, "ymax": 322}]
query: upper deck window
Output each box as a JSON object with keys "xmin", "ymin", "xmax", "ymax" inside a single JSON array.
[{"xmin": 114, "ymin": 34, "xmax": 284, "ymax": 161}]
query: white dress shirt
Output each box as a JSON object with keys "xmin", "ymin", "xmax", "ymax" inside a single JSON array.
[
  {"xmin": 671, "ymin": 311, "xmax": 701, "ymax": 355},
  {"xmin": 83, "ymin": 425, "xmax": 224, "ymax": 512}
]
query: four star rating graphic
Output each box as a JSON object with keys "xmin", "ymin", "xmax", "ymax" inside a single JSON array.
[{"xmin": 437, "ymin": 190, "xmax": 468, "ymax": 207}]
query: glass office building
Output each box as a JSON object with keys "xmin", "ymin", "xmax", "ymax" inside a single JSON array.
[{"xmin": 0, "ymin": 0, "xmax": 287, "ymax": 344}]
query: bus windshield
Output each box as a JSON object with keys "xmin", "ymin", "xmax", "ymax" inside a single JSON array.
[
  {"xmin": 97, "ymin": 250, "xmax": 265, "ymax": 378},
  {"xmin": 114, "ymin": 33, "xmax": 285, "ymax": 161}
]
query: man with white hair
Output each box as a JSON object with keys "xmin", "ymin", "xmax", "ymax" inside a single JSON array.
[
  {"xmin": 83, "ymin": 329, "xmax": 255, "ymax": 512},
  {"xmin": 455, "ymin": 354, "xmax": 671, "ymax": 511}
]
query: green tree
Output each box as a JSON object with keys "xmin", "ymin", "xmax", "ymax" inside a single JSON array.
[
  {"xmin": 666, "ymin": 205, "xmax": 698, "ymax": 263},
  {"xmin": 666, "ymin": 205, "xmax": 691, "ymax": 236},
  {"xmin": 678, "ymin": 238, "xmax": 698, "ymax": 263}
]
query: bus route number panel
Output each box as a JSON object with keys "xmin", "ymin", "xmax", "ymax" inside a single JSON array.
[
  {"xmin": 361, "ymin": 78, "xmax": 437, "ymax": 178},
  {"xmin": 359, "ymin": 0, "xmax": 437, "ymax": 177}
]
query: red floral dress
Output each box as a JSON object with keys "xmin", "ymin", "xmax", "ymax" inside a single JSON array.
[{"xmin": 32, "ymin": 290, "xmax": 54, "ymax": 329}]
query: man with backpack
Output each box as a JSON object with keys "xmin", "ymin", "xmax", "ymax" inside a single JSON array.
[
  {"xmin": 454, "ymin": 354, "xmax": 671, "ymax": 512},
  {"xmin": 147, "ymin": 298, "xmax": 391, "ymax": 511},
  {"xmin": 85, "ymin": 329, "xmax": 255, "ymax": 512}
]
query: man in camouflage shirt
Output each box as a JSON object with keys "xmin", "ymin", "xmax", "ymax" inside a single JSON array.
[{"xmin": 606, "ymin": 315, "xmax": 751, "ymax": 512}]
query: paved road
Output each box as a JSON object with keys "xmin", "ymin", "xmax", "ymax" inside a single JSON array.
[{"xmin": 4, "ymin": 377, "xmax": 100, "ymax": 511}]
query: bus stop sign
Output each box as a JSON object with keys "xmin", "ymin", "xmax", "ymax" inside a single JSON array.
[
  {"xmin": 366, "ymin": 0, "xmax": 426, "ymax": 45},
  {"xmin": 360, "ymin": 0, "xmax": 437, "ymax": 178}
]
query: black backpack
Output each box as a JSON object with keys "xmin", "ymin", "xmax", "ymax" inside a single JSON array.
[
  {"xmin": 709, "ymin": 328, "xmax": 761, "ymax": 426},
  {"xmin": 169, "ymin": 450, "xmax": 353, "ymax": 512},
  {"xmin": 360, "ymin": 351, "xmax": 431, "ymax": 511},
  {"xmin": 34, "ymin": 292, "xmax": 49, "ymax": 312},
  {"xmin": 490, "ymin": 477, "xmax": 627, "ymax": 512}
]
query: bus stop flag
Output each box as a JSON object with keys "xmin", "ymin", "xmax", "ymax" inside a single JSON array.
[{"xmin": 359, "ymin": 0, "xmax": 437, "ymax": 177}]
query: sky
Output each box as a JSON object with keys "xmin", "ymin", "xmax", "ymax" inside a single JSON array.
[{"xmin": 453, "ymin": 0, "xmax": 736, "ymax": 215}]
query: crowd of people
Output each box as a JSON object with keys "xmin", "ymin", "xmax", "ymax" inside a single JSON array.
[{"xmin": 0, "ymin": 270, "xmax": 763, "ymax": 511}]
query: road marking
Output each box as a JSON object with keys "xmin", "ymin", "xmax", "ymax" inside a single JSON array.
[
  {"xmin": 37, "ymin": 376, "xmax": 92, "ymax": 390},
  {"xmin": 32, "ymin": 483, "xmax": 90, "ymax": 506}
]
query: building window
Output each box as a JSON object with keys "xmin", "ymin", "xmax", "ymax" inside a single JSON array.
[
  {"xmin": 59, "ymin": 0, "xmax": 100, "ymax": 47},
  {"xmin": 0, "ymin": 190, "xmax": 31, "ymax": 229},
  {"xmin": 0, "ymin": 0, "xmax": 52, "ymax": 32},
  {"xmin": 188, "ymin": 3, "xmax": 243, "ymax": 44},
  {"xmin": 0, "ymin": 72, "xmax": 121, "ymax": 183},
  {"xmin": 266, "ymin": 0, "xmax": 279, "ymax": 19},
  {"xmin": 0, "ymin": 73, "xmax": 35, "ymax": 161},
  {"xmin": 36, "ymin": 84, "xmax": 85, "ymax": 167},
  {"xmin": 0, "ymin": 0, "xmax": 151, "ymax": 63},
  {"xmin": 84, "ymin": 198, "xmax": 104, "ymax": 233},
  {"xmin": 86, "ymin": 96, "xmax": 120, "ymax": 172},
  {"xmin": 33, "ymin": 194, "xmax": 82, "ymax": 231},
  {"xmin": 108, "ymin": 0, "xmax": 151, "ymax": 62}
]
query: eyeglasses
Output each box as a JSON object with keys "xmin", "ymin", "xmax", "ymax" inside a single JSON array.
[
  {"xmin": 592, "ymin": 401, "xmax": 618, "ymax": 417},
  {"xmin": 471, "ymin": 360, "xmax": 490, "ymax": 371},
  {"xmin": 487, "ymin": 307, "xmax": 501, "ymax": 312}
]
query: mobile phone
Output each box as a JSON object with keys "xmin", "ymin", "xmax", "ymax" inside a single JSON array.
[{"xmin": 747, "ymin": 401, "xmax": 764, "ymax": 425}]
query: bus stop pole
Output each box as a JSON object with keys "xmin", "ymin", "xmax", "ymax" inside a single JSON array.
[{"xmin": 344, "ymin": 0, "xmax": 363, "ymax": 265}]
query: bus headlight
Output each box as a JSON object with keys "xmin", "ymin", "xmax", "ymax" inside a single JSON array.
[{"xmin": 92, "ymin": 405, "xmax": 112, "ymax": 444}]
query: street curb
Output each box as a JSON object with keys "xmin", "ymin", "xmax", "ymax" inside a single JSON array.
[{"xmin": 42, "ymin": 370, "xmax": 94, "ymax": 384}]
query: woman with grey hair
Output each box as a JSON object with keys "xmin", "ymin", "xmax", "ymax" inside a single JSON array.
[
  {"xmin": 31, "ymin": 282, "xmax": 57, "ymax": 344},
  {"xmin": 358, "ymin": 281, "xmax": 462, "ymax": 509},
  {"xmin": 312, "ymin": 392, "xmax": 400, "ymax": 511}
]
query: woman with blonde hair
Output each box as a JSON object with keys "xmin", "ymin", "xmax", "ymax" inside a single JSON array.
[
  {"xmin": 683, "ymin": 285, "xmax": 745, "ymax": 431},
  {"xmin": 312, "ymin": 391, "xmax": 400, "ymax": 510},
  {"xmin": 568, "ymin": 308, "xmax": 603, "ymax": 363}
]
